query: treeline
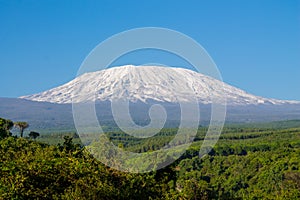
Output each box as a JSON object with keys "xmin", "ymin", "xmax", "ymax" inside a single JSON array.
[{"xmin": 0, "ymin": 117, "xmax": 39, "ymax": 139}]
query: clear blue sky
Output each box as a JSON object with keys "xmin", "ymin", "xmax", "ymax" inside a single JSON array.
[{"xmin": 0, "ymin": 0, "xmax": 299, "ymax": 100}]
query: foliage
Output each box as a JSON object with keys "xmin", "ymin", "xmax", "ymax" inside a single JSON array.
[
  {"xmin": 14, "ymin": 121, "xmax": 29, "ymax": 138},
  {"xmin": 0, "ymin": 118, "xmax": 299, "ymax": 199},
  {"xmin": 29, "ymin": 131, "xmax": 40, "ymax": 139},
  {"xmin": 0, "ymin": 117, "xmax": 13, "ymax": 139}
]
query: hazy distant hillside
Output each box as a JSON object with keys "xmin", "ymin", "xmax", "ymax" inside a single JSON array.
[
  {"xmin": 0, "ymin": 98, "xmax": 74, "ymax": 132},
  {"xmin": 1, "ymin": 97, "xmax": 300, "ymax": 133}
]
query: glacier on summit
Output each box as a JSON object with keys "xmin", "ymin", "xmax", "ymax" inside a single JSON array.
[{"xmin": 20, "ymin": 65, "xmax": 299, "ymax": 105}]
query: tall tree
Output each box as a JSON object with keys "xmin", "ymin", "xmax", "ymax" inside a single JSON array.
[{"xmin": 14, "ymin": 121, "xmax": 29, "ymax": 138}]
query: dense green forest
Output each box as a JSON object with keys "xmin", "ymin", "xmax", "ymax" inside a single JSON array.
[{"xmin": 0, "ymin": 117, "xmax": 299, "ymax": 199}]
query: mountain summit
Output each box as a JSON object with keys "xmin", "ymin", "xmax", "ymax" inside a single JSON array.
[{"xmin": 20, "ymin": 65, "xmax": 299, "ymax": 105}]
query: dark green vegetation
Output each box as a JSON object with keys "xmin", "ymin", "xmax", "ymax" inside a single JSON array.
[
  {"xmin": 0, "ymin": 118, "xmax": 299, "ymax": 199},
  {"xmin": 0, "ymin": 118, "xmax": 13, "ymax": 139}
]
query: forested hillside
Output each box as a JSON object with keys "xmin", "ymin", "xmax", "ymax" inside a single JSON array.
[{"xmin": 0, "ymin": 118, "xmax": 299, "ymax": 199}]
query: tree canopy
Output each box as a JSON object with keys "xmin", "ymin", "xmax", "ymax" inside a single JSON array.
[
  {"xmin": 0, "ymin": 117, "xmax": 13, "ymax": 139},
  {"xmin": 14, "ymin": 121, "xmax": 29, "ymax": 137},
  {"xmin": 0, "ymin": 117, "xmax": 299, "ymax": 199},
  {"xmin": 29, "ymin": 131, "xmax": 40, "ymax": 139}
]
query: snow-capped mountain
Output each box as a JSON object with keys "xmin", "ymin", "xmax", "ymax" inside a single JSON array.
[{"xmin": 20, "ymin": 65, "xmax": 299, "ymax": 105}]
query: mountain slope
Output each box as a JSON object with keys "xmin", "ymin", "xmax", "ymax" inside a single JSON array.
[
  {"xmin": 2, "ymin": 97, "xmax": 300, "ymax": 133},
  {"xmin": 20, "ymin": 65, "xmax": 299, "ymax": 105}
]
